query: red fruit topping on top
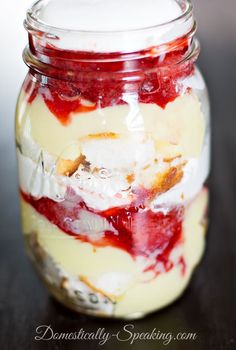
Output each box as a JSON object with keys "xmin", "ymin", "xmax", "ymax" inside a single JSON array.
[{"xmin": 23, "ymin": 35, "xmax": 195, "ymax": 125}]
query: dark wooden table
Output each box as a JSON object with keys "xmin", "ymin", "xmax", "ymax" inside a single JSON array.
[{"xmin": 0, "ymin": 1, "xmax": 235, "ymax": 349}]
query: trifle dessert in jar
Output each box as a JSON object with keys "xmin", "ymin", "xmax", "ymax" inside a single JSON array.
[{"xmin": 16, "ymin": 0, "xmax": 210, "ymax": 319}]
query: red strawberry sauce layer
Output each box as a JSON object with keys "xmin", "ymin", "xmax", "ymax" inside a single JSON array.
[
  {"xmin": 21, "ymin": 190, "xmax": 185, "ymax": 275},
  {"xmin": 23, "ymin": 35, "xmax": 195, "ymax": 125}
]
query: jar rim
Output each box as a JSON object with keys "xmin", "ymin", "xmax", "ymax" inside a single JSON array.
[
  {"xmin": 26, "ymin": 0, "xmax": 193, "ymax": 35},
  {"xmin": 25, "ymin": 0, "xmax": 194, "ymax": 53}
]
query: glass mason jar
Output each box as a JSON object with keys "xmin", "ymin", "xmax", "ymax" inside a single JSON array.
[{"xmin": 16, "ymin": 0, "xmax": 210, "ymax": 319}]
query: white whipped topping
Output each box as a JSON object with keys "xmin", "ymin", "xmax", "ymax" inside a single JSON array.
[
  {"xmin": 17, "ymin": 149, "xmax": 67, "ymax": 202},
  {"xmin": 29, "ymin": 0, "xmax": 193, "ymax": 52},
  {"xmin": 40, "ymin": 0, "xmax": 182, "ymax": 31},
  {"xmin": 69, "ymin": 209, "xmax": 118, "ymax": 241},
  {"xmin": 17, "ymin": 132, "xmax": 209, "ymax": 211},
  {"xmin": 80, "ymin": 134, "xmax": 156, "ymax": 169}
]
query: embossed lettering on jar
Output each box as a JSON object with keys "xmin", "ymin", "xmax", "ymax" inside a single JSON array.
[{"xmin": 16, "ymin": 0, "xmax": 210, "ymax": 319}]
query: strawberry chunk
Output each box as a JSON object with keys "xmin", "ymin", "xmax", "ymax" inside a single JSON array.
[{"xmin": 102, "ymin": 205, "xmax": 184, "ymax": 261}]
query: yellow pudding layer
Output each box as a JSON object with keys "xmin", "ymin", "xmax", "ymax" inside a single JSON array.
[{"xmin": 16, "ymin": 92, "xmax": 205, "ymax": 161}]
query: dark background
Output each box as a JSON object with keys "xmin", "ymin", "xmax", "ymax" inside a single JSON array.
[{"xmin": 0, "ymin": 0, "xmax": 236, "ymax": 349}]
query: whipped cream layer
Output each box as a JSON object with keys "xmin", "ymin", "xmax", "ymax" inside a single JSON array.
[
  {"xmin": 40, "ymin": 0, "xmax": 182, "ymax": 31},
  {"xmin": 27, "ymin": 0, "xmax": 193, "ymax": 52},
  {"xmin": 21, "ymin": 188, "xmax": 208, "ymax": 317},
  {"xmin": 16, "ymin": 91, "xmax": 208, "ymax": 210}
]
